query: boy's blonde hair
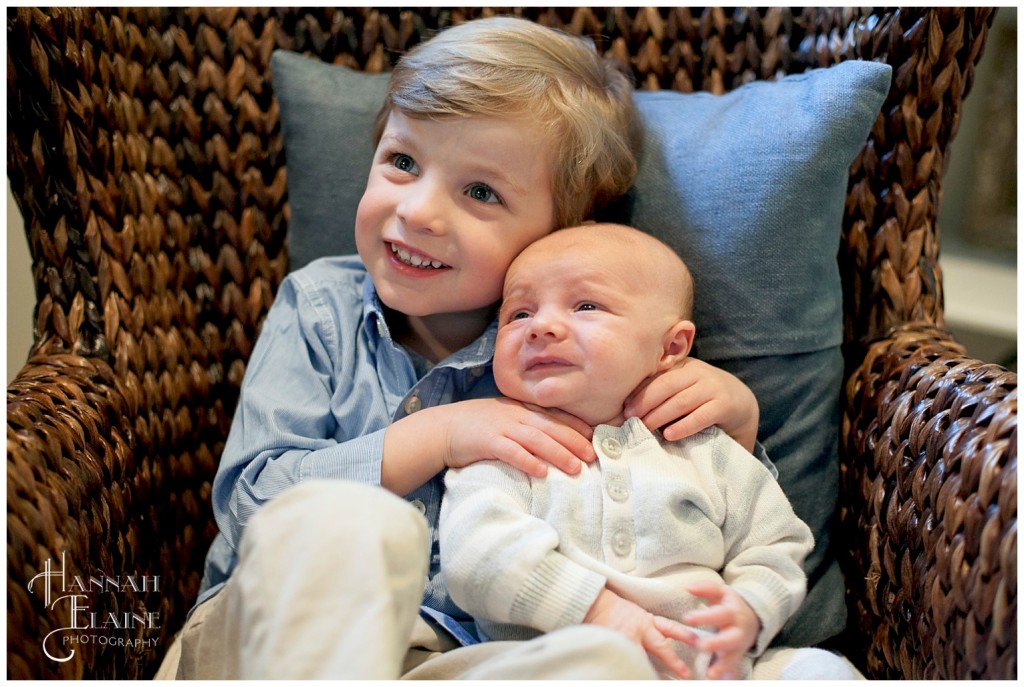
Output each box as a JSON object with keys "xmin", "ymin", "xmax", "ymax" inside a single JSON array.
[{"xmin": 374, "ymin": 16, "xmax": 641, "ymax": 228}]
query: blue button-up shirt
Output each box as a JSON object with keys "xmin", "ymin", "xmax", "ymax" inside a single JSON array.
[{"xmin": 197, "ymin": 256, "xmax": 498, "ymax": 635}]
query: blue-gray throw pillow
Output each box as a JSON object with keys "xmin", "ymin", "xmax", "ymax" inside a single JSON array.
[
  {"xmin": 270, "ymin": 48, "xmax": 891, "ymax": 648},
  {"xmin": 617, "ymin": 63, "xmax": 890, "ymax": 647},
  {"xmin": 272, "ymin": 50, "xmax": 388, "ymax": 268}
]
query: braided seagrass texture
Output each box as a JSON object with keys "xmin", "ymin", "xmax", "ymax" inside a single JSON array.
[{"xmin": 7, "ymin": 7, "xmax": 1015, "ymax": 680}]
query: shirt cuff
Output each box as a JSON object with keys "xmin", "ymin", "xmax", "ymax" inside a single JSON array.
[
  {"xmin": 732, "ymin": 573, "xmax": 796, "ymax": 656},
  {"xmin": 299, "ymin": 428, "xmax": 386, "ymax": 485},
  {"xmin": 510, "ymin": 553, "xmax": 607, "ymax": 632}
]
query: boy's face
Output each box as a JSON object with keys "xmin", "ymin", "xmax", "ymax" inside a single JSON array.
[
  {"xmin": 495, "ymin": 234, "xmax": 690, "ymax": 426},
  {"xmin": 356, "ymin": 110, "xmax": 556, "ymax": 325}
]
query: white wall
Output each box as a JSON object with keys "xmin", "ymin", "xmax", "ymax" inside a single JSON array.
[{"xmin": 7, "ymin": 183, "xmax": 35, "ymax": 383}]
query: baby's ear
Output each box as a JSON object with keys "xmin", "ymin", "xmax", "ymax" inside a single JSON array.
[{"xmin": 658, "ymin": 320, "xmax": 696, "ymax": 371}]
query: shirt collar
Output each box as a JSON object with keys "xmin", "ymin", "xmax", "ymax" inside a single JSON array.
[{"xmin": 362, "ymin": 277, "xmax": 496, "ymax": 370}]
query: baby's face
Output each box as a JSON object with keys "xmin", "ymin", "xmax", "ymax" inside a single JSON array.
[{"xmin": 495, "ymin": 232, "xmax": 687, "ymax": 426}]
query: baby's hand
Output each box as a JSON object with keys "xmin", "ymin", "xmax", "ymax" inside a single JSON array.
[
  {"xmin": 681, "ymin": 581, "xmax": 760, "ymax": 680},
  {"xmin": 623, "ymin": 357, "xmax": 759, "ymax": 452},
  {"xmin": 583, "ymin": 588, "xmax": 698, "ymax": 679},
  {"xmin": 442, "ymin": 398, "xmax": 596, "ymax": 477}
]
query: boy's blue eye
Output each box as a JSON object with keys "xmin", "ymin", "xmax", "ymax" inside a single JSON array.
[
  {"xmin": 467, "ymin": 183, "xmax": 500, "ymax": 204},
  {"xmin": 393, "ymin": 154, "xmax": 417, "ymax": 173}
]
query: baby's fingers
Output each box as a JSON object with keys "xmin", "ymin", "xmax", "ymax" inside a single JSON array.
[
  {"xmin": 682, "ymin": 604, "xmax": 735, "ymax": 630},
  {"xmin": 652, "ymin": 616, "xmax": 699, "ymax": 646},
  {"xmin": 705, "ymin": 652, "xmax": 746, "ymax": 681},
  {"xmin": 697, "ymin": 626, "xmax": 745, "ymax": 653},
  {"xmin": 642, "ymin": 627, "xmax": 691, "ymax": 680}
]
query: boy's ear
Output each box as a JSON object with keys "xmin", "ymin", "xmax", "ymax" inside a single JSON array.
[{"xmin": 658, "ymin": 320, "xmax": 696, "ymax": 371}]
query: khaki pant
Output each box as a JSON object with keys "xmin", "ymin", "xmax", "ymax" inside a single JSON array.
[{"xmin": 159, "ymin": 481, "xmax": 659, "ymax": 680}]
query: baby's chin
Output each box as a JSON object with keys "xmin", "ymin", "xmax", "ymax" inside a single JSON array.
[
  {"xmin": 537, "ymin": 397, "xmax": 624, "ymax": 428},
  {"xmin": 502, "ymin": 379, "xmax": 622, "ymax": 427}
]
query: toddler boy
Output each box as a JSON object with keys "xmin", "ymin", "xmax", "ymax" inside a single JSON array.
[{"xmin": 170, "ymin": 18, "xmax": 763, "ymax": 679}]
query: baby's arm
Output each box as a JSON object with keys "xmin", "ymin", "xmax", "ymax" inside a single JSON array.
[
  {"xmin": 441, "ymin": 463, "xmax": 693, "ymax": 678},
  {"xmin": 702, "ymin": 433, "xmax": 814, "ymax": 654},
  {"xmin": 624, "ymin": 357, "xmax": 759, "ymax": 451},
  {"xmin": 440, "ymin": 461, "xmax": 606, "ymax": 631}
]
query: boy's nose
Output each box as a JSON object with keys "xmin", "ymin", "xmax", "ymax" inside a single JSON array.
[{"xmin": 397, "ymin": 179, "xmax": 448, "ymax": 235}]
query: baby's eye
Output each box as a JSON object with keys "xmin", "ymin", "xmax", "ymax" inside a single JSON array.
[
  {"xmin": 576, "ymin": 303, "xmax": 600, "ymax": 312},
  {"xmin": 466, "ymin": 183, "xmax": 501, "ymax": 205},
  {"xmin": 500, "ymin": 310, "xmax": 530, "ymax": 325},
  {"xmin": 391, "ymin": 153, "xmax": 418, "ymax": 174}
]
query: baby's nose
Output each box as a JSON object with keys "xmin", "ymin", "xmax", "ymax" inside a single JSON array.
[{"xmin": 528, "ymin": 311, "xmax": 566, "ymax": 340}]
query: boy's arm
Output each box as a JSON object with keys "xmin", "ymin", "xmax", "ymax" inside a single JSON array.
[
  {"xmin": 709, "ymin": 433, "xmax": 814, "ymax": 655},
  {"xmin": 624, "ymin": 357, "xmax": 759, "ymax": 452},
  {"xmin": 211, "ymin": 275, "xmax": 390, "ymax": 552},
  {"xmin": 382, "ymin": 398, "xmax": 596, "ymax": 497},
  {"xmin": 215, "ymin": 273, "xmax": 597, "ymax": 552},
  {"xmin": 440, "ymin": 462, "xmax": 606, "ymax": 631}
]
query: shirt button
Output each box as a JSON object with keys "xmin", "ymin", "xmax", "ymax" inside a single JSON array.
[
  {"xmin": 601, "ymin": 437, "xmax": 622, "ymax": 458},
  {"xmin": 607, "ymin": 478, "xmax": 629, "ymax": 503},
  {"xmin": 410, "ymin": 499, "xmax": 427, "ymax": 515},
  {"xmin": 611, "ymin": 528, "xmax": 632, "ymax": 557},
  {"xmin": 470, "ymin": 366, "xmax": 485, "ymax": 377},
  {"xmin": 404, "ymin": 395, "xmax": 422, "ymax": 414}
]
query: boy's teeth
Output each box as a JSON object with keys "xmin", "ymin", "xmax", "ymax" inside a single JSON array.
[{"xmin": 391, "ymin": 243, "xmax": 445, "ymax": 269}]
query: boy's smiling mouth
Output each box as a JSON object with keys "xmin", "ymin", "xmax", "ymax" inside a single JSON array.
[{"xmin": 388, "ymin": 242, "xmax": 450, "ymax": 270}]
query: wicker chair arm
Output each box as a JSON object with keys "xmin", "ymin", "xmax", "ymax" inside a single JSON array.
[
  {"xmin": 840, "ymin": 322, "xmax": 1017, "ymax": 679},
  {"xmin": 7, "ymin": 343, "xmax": 205, "ymax": 679}
]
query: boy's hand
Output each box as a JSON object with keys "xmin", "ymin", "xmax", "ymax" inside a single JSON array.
[
  {"xmin": 442, "ymin": 398, "xmax": 596, "ymax": 477},
  {"xmin": 583, "ymin": 588, "xmax": 698, "ymax": 679},
  {"xmin": 681, "ymin": 581, "xmax": 760, "ymax": 680},
  {"xmin": 623, "ymin": 357, "xmax": 759, "ymax": 452}
]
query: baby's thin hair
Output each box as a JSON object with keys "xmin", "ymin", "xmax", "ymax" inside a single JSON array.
[{"xmin": 375, "ymin": 16, "xmax": 642, "ymax": 228}]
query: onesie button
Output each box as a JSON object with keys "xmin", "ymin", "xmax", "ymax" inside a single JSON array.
[
  {"xmin": 470, "ymin": 366, "xmax": 485, "ymax": 377},
  {"xmin": 611, "ymin": 529, "xmax": 632, "ymax": 557},
  {"xmin": 606, "ymin": 477, "xmax": 630, "ymax": 503},
  {"xmin": 404, "ymin": 395, "xmax": 422, "ymax": 414},
  {"xmin": 410, "ymin": 499, "xmax": 427, "ymax": 515},
  {"xmin": 600, "ymin": 437, "xmax": 622, "ymax": 458}
]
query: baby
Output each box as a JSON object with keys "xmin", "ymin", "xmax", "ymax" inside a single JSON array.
[{"xmin": 440, "ymin": 223, "xmax": 860, "ymax": 679}]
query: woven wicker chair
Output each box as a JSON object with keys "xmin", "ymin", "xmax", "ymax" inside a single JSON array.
[{"xmin": 7, "ymin": 7, "xmax": 1016, "ymax": 680}]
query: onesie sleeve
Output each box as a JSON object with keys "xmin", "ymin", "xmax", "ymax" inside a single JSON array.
[
  {"xmin": 441, "ymin": 462, "xmax": 607, "ymax": 632},
  {"xmin": 712, "ymin": 432, "xmax": 814, "ymax": 655}
]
